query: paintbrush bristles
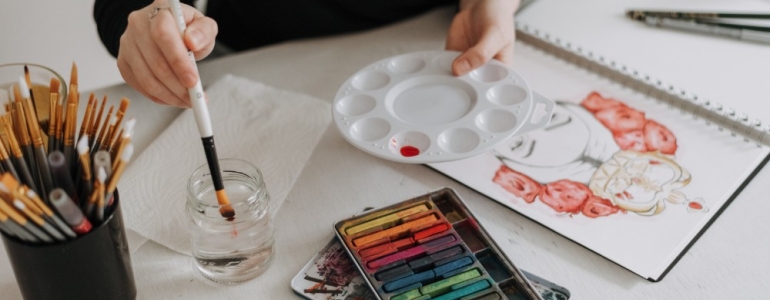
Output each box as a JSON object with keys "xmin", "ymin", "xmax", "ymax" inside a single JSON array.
[
  {"xmin": 90, "ymin": 96, "xmax": 107, "ymax": 143},
  {"xmin": 69, "ymin": 62, "xmax": 78, "ymax": 88},
  {"xmin": 2, "ymin": 117, "xmax": 23, "ymax": 158},
  {"xmin": 78, "ymin": 94, "xmax": 95, "ymax": 141}
]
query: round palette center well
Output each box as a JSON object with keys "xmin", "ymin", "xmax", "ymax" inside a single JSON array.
[{"xmin": 388, "ymin": 77, "xmax": 476, "ymax": 126}]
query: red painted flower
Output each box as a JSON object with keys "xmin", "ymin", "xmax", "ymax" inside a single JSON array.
[
  {"xmin": 614, "ymin": 130, "xmax": 647, "ymax": 152},
  {"xmin": 644, "ymin": 120, "xmax": 678, "ymax": 155},
  {"xmin": 493, "ymin": 165, "xmax": 541, "ymax": 203},
  {"xmin": 581, "ymin": 92, "xmax": 627, "ymax": 113},
  {"xmin": 582, "ymin": 196, "xmax": 621, "ymax": 218},
  {"xmin": 539, "ymin": 180, "xmax": 592, "ymax": 214},
  {"xmin": 595, "ymin": 105, "xmax": 646, "ymax": 134}
]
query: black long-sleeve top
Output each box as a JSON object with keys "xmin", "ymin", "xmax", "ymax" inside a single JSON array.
[{"xmin": 94, "ymin": 0, "xmax": 454, "ymax": 58}]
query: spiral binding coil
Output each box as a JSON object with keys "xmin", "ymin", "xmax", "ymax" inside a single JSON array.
[{"xmin": 515, "ymin": 23, "xmax": 770, "ymax": 147}]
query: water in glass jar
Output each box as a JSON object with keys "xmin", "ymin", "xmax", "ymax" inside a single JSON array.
[{"xmin": 189, "ymin": 179, "xmax": 274, "ymax": 284}]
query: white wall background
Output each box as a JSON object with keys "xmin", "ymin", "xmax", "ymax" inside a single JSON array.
[{"xmin": 0, "ymin": 0, "xmax": 123, "ymax": 91}]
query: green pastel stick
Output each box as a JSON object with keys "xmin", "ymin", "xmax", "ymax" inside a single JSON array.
[
  {"xmin": 391, "ymin": 288, "xmax": 423, "ymax": 300},
  {"xmin": 431, "ymin": 279, "xmax": 492, "ymax": 300},
  {"xmin": 420, "ymin": 269, "xmax": 481, "ymax": 297}
]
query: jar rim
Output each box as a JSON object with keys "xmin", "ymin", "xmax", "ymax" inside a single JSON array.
[{"xmin": 186, "ymin": 158, "xmax": 266, "ymax": 210}]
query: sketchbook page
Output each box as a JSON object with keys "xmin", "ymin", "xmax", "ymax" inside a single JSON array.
[
  {"xmin": 119, "ymin": 74, "xmax": 331, "ymax": 255},
  {"xmin": 429, "ymin": 41, "xmax": 770, "ymax": 281},
  {"xmin": 514, "ymin": 0, "xmax": 770, "ymax": 124}
]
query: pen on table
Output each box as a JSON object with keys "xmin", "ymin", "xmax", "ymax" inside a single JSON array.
[
  {"xmin": 168, "ymin": 0, "xmax": 234, "ymax": 220},
  {"xmin": 628, "ymin": 13, "xmax": 770, "ymax": 44},
  {"xmin": 626, "ymin": 10, "xmax": 770, "ymax": 21},
  {"xmin": 19, "ymin": 77, "xmax": 54, "ymax": 202}
]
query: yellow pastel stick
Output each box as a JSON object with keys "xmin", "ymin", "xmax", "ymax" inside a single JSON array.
[
  {"xmin": 352, "ymin": 214, "xmax": 437, "ymax": 247},
  {"xmin": 346, "ymin": 204, "xmax": 429, "ymax": 235}
]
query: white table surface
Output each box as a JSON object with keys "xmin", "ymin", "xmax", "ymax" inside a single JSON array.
[{"xmin": 2, "ymin": 1, "xmax": 770, "ymax": 299}]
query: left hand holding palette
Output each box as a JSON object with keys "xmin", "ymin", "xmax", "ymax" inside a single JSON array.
[{"xmin": 333, "ymin": 188, "xmax": 543, "ymax": 300}]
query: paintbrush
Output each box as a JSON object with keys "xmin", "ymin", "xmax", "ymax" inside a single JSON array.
[
  {"xmin": 105, "ymin": 98, "xmax": 130, "ymax": 149},
  {"xmin": 101, "ymin": 144, "xmax": 132, "ymax": 221},
  {"xmin": 19, "ymin": 185, "xmax": 76, "ymax": 238},
  {"xmin": 100, "ymin": 116, "xmax": 117, "ymax": 151},
  {"xmin": 93, "ymin": 106, "xmax": 113, "ymax": 154},
  {"xmin": 168, "ymin": 0, "xmax": 234, "ymax": 220},
  {"xmin": 78, "ymin": 94, "xmax": 95, "ymax": 142},
  {"xmin": 47, "ymin": 78, "xmax": 60, "ymax": 154},
  {"xmin": 2, "ymin": 116, "xmax": 37, "ymax": 192},
  {"xmin": 89, "ymin": 96, "xmax": 107, "ymax": 149},
  {"xmin": 0, "ymin": 182, "xmax": 66, "ymax": 242},
  {"xmin": 86, "ymin": 166, "xmax": 105, "ymax": 218},
  {"xmin": 0, "ymin": 209, "xmax": 36, "ymax": 242},
  {"xmin": 62, "ymin": 81, "xmax": 78, "ymax": 175},
  {"xmin": 19, "ymin": 77, "xmax": 54, "ymax": 201},
  {"xmin": 54, "ymin": 95, "xmax": 63, "ymax": 151},
  {"xmin": 11, "ymin": 85, "xmax": 37, "ymax": 183},
  {"xmin": 0, "ymin": 113, "xmax": 20, "ymax": 181},
  {"xmin": 77, "ymin": 137, "xmax": 93, "ymax": 200},
  {"xmin": 0, "ymin": 197, "xmax": 51, "ymax": 243},
  {"xmin": 111, "ymin": 118, "xmax": 134, "ymax": 166}
]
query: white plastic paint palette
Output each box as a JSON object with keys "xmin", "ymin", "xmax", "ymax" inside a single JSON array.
[{"xmin": 333, "ymin": 51, "xmax": 554, "ymax": 163}]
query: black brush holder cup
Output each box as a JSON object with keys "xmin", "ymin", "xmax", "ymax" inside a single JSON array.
[{"xmin": 1, "ymin": 193, "xmax": 136, "ymax": 300}]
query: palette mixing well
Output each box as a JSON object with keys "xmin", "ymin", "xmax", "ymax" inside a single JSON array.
[
  {"xmin": 334, "ymin": 188, "xmax": 544, "ymax": 300},
  {"xmin": 333, "ymin": 51, "xmax": 554, "ymax": 163}
]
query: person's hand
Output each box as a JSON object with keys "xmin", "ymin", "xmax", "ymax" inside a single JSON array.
[
  {"xmin": 446, "ymin": 0, "xmax": 519, "ymax": 76},
  {"xmin": 117, "ymin": 0, "xmax": 217, "ymax": 107}
]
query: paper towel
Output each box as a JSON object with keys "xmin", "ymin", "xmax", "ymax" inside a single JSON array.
[{"xmin": 120, "ymin": 74, "xmax": 331, "ymax": 255}]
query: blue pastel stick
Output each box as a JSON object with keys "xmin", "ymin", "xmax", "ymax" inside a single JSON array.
[
  {"xmin": 383, "ymin": 270, "xmax": 435, "ymax": 293},
  {"xmin": 431, "ymin": 279, "xmax": 492, "ymax": 300},
  {"xmin": 433, "ymin": 256, "xmax": 474, "ymax": 276}
]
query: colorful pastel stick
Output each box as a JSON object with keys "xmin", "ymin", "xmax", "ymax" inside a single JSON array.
[
  {"xmin": 353, "ymin": 214, "xmax": 438, "ymax": 247},
  {"xmin": 431, "ymin": 279, "xmax": 492, "ymax": 300},
  {"xmin": 420, "ymin": 269, "xmax": 481, "ymax": 297},
  {"xmin": 360, "ymin": 237, "xmax": 414, "ymax": 259},
  {"xmin": 432, "ymin": 256, "xmax": 474, "ymax": 277},
  {"xmin": 408, "ymin": 245, "xmax": 465, "ymax": 271},
  {"xmin": 375, "ymin": 263, "xmax": 413, "ymax": 281},
  {"xmin": 413, "ymin": 222, "xmax": 450, "ymax": 241},
  {"xmin": 367, "ymin": 234, "xmax": 457, "ymax": 269},
  {"xmin": 346, "ymin": 204, "xmax": 429, "ymax": 235},
  {"xmin": 382, "ymin": 270, "xmax": 435, "ymax": 293},
  {"xmin": 391, "ymin": 289, "xmax": 423, "ymax": 300}
]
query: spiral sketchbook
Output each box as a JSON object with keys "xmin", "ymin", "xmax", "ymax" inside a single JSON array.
[{"xmin": 429, "ymin": 23, "xmax": 770, "ymax": 282}]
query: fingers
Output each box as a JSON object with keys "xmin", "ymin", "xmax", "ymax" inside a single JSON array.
[
  {"xmin": 452, "ymin": 25, "xmax": 509, "ymax": 76},
  {"xmin": 184, "ymin": 15, "xmax": 218, "ymax": 60},
  {"xmin": 121, "ymin": 41, "xmax": 188, "ymax": 107},
  {"xmin": 150, "ymin": 6, "xmax": 198, "ymax": 88}
]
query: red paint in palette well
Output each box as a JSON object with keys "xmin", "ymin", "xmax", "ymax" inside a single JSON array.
[
  {"xmin": 688, "ymin": 202, "xmax": 702, "ymax": 210},
  {"xmin": 400, "ymin": 146, "xmax": 420, "ymax": 157}
]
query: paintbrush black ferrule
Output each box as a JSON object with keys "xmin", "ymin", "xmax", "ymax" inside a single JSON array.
[
  {"xmin": 201, "ymin": 137, "xmax": 225, "ymax": 191},
  {"xmin": 13, "ymin": 156, "xmax": 38, "ymax": 193},
  {"xmin": 34, "ymin": 146, "xmax": 54, "ymax": 203}
]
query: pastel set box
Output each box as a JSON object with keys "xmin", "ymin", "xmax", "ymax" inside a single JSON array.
[{"xmin": 334, "ymin": 188, "xmax": 543, "ymax": 300}]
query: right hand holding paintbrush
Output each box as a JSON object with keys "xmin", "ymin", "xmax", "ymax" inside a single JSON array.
[{"xmin": 117, "ymin": 0, "xmax": 217, "ymax": 107}]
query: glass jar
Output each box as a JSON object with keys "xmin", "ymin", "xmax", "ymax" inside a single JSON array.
[{"xmin": 186, "ymin": 158, "xmax": 275, "ymax": 284}]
